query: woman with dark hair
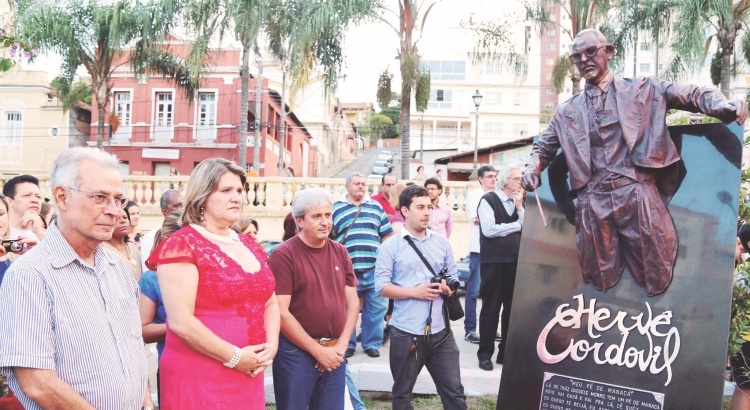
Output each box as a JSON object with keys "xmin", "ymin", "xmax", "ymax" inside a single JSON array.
[
  {"xmin": 39, "ymin": 202, "xmax": 55, "ymax": 230},
  {"xmin": 282, "ymin": 212, "xmax": 297, "ymax": 241},
  {"xmin": 103, "ymin": 206, "xmax": 143, "ymax": 281},
  {"xmin": 126, "ymin": 201, "xmax": 142, "ymax": 248},
  {"xmin": 414, "ymin": 165, "xmax": 426, "ymax": 181}
]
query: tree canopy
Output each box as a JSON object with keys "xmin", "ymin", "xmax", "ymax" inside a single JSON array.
[{"xmin": 15, "ymin": 0, "xmax": 196, "ymax": 148}]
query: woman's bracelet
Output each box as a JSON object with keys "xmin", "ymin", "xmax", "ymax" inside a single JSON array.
[{"xmin": 223, "ymin": 345, "xmax": 242, "ymax": 368}]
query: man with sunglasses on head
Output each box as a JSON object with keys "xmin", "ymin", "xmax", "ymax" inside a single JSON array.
[
  {"xmin": 522, "ymin": 29, "xmax": 748, "ymax": 297},
  {"xmin": 0, "ymin": 147, "xmax": 148, "ymax": 410}
]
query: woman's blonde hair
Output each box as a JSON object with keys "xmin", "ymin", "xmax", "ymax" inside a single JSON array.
[
  {"xmin": 231, "ymin": 217, "xmax": 258, "ymax": 235},
  {"xmin": 389, "ymin": 183, "xmax": 407, "ymax": 211},
  {"xmin": 181, "ymin": 158, "xmax": 246, "ymax": 226},
  {"xmin": 154, "ymin": 211, "xmax": 184, "ymax": 250}
]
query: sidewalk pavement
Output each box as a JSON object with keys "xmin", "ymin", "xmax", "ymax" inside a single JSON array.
[
  {"xmin": 146, "ymin": 295, "xmax": 736, "ymax": 405},
  {"xmin": 262, "ymin": 298, "xmax": 502, "ymax": 404}
]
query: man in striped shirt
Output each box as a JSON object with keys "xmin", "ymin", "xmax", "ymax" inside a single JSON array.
[
  {"xmin": 0, "ymin": 147, "xmax": 148, "ymax": 410},
  {"xmin": 332, "ymin": 172, "xmax": 393, "ymax": 358}
]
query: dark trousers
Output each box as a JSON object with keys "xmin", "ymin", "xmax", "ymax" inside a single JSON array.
[
  {"xmin": 273, "ymin": 334, "xmax": 346, "ymax": 410},
  {"xmin": 477, "ymin": 262, "xmax": 517, "ymax": 362},
  {"xmin": 389, "ymin": 327, "xmax": 466, "ymax": 410}
]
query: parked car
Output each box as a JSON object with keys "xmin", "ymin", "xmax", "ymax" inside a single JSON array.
[
  {"xmin": 456, "ymin": 255, "xmax": 470, "ymax": 289},
  {"xmin": 260, "ymin": 240, "xmax": 281, "ymax": 257},
  {"xmin": 377, "ymin": 154, "xmax": 392, "ymax": 163},
  {"xmin": 367, "ymin": 174, "xmax": 383, "ymax": 181},
  {"xmin": 372, "ymin": 161, "xmax": 392, "ymax": 175}
]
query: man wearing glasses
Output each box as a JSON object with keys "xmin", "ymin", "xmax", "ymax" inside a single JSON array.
[
  {"xmin": 521, "ymin": 29, "xmax": 749, "ymax": 297},
  {"xmin": 0, "ymin": 147, "xmax": 148, "ymax": 410},
  {"xmin": 477, "ymin": 165, "xmax": 524, "ymax": 370}
]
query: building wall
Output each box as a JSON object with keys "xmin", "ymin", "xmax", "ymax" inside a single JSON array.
[
  {"xmin": 539, "ymin": 2, "xmax": 562, "ymax": 123},
  {"xmin": 0, "ymin": 67, "xmax": 69, "ymax": 173},
  {"xmin": 89, "ymin": 40, "xmax": 312, "ymax": 176},
  {"xmin": 402, "ymin": 1, "xmax": 541, "ymax": 161}
]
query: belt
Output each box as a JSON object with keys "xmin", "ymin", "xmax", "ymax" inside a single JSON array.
[
  {"xmin": 312, "ymin": 337, "xmax": 338, "ymax": 347},
  {"xmin": 598, "ymin": 177, "xmax": 636, "ymax": 192}
]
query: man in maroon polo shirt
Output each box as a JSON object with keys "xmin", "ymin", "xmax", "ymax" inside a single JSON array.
[
  {"xmin": 371, "ymin": 174, "xmax": 397, "ymax": 217},
  {"xmin": 270, "ymin": 187, "xmax": 360, "ymax": 410}
]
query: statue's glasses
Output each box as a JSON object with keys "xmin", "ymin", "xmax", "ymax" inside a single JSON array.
[{"xmin": 569, "ymin": 45, "xmax": 607, "ymax": 64}]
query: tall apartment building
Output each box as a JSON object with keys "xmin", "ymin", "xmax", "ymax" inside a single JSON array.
[{"xmin": 402, "ymin": 0, "xmax": 542, "ymax": 169}]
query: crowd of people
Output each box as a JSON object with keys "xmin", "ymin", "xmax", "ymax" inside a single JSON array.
[
  {"xmin": 0, "ymin": 150, "xmax": 523, "ymax": 410},
  {"xmin": 3, "ymin": 27, "xmax": 750, "ymax": 410}
]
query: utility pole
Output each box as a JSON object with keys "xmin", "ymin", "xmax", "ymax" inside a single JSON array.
[
  {"xmin": 253, "ymin": 55, "xmax": 263, "ymax": 173},
  {"xmin": 419, "ymin": 113, "xmax": 424, "ymax": 164},
  {"xmin": 278, "ymin": 72, "xmax": 287, "ymax": 176}
]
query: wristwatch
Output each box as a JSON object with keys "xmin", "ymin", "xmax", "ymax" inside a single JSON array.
[{"xmin": 142, "ymin": 407, "xmax": 154, "ymax": 410}]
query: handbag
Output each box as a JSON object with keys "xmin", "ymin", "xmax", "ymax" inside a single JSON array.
[{"xmin": 403, "ymin": 237, "xmax": 465, "ymax": 321}]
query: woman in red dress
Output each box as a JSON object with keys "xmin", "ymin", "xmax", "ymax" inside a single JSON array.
[{"xmin": 147, "ymin": 158, "xmax": 279, "ymax": 409}]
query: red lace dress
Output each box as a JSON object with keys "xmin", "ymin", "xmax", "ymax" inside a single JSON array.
[{"xmin": 146, "ymin": 225, "xmax": 275, "ymax": 409}]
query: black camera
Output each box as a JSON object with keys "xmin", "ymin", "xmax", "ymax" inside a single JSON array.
[
  {"xmin": 2, "ymin": 239, "xmax": 25, "ymax": 253},
  {"xmin": 430, "ymin": 268, "xmax": 460, "ymax": 292}
]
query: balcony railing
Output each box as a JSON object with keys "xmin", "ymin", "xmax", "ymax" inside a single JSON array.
[{"xmin": 0, "ymin": 176, "xmax": 480, "ymax": 257}]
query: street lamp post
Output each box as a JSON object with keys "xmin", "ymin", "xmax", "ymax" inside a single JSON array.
[{"xmin": 469, "ymin": 89, "xmax": 483, "ymax": 180}]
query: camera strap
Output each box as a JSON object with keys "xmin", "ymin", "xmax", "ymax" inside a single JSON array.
[{"xmin": 403, "ymin": 236, "xmax": 451, "ymax": 348}]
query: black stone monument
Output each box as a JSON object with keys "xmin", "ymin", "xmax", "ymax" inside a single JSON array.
[{"xmin": 497, "ymin": 123, "xmax": 743, "ymax": 409}]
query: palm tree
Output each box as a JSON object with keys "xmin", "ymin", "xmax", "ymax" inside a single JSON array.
[
  {"xmin": 15, "ymin": 0, "xmax": 196, "ymax": 149},
  {"xmin": 601, "ymin": 0, "xmax": 674, "ymax": 79},
  {"xmin": 608, "ymin": 0, "xmax": 750, "ymax": 98},
  {"xmin": 525, "ymin": 0, "xmax": 610, "ymax": 96},
  {"xmin": 380, "ymin": 2, "xmax": 529, "ymax": 177},
  {"xmin": 185, "ymin": 0, "xmax": 379, "ymax": 169}
]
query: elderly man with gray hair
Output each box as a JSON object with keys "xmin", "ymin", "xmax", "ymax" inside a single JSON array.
[
  {"xmin": 0, "ymin": 147, "xmax": 148, "ymax": 409},
  {"xmin": 476, "ymin": 164, "xmax": 524, "ymax": 371},
  {"xmin": 269, "ymin": 188, "xmax": 360, "ymax": 409},
  {"xmin": 140, "ymin": 188, "xmax": 183, "ymax": 270}
]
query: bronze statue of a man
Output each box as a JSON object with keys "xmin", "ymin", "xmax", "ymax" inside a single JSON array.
[{"xmin": 521, "ymin": 29, "xmax": 748, "ymax": 296}]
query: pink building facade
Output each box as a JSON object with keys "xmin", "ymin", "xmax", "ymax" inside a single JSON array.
[{"xmin": 89, "ymin": 38, "xmax": 316, "ymax": 177}]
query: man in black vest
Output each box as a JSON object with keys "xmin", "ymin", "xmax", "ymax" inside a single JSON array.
[{"xmin": 477, "ymin": 165, "xmax": 524, "ymax": 371}]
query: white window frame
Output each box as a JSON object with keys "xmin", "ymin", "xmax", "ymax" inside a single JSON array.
[
  {"xmin": 639, "ymin": 63, "xmax": 651, "ymax": 73},
  {"xmin": 422, "ymin": 60, "xmax": 466, "ymax": 81},
  {"xmin": 514, "ymin": 92, "xmax": 527, "ymax": 106},
  {"xmin": 513, "ymin": 123, "xmax": 528, "ymax": 137},
  {"xmin": 0, "ymin": 109, "xmax": 24, "ymax": 165},
  {"xmin": 151, "ymin": 89, "xmax": 175, "ymax": 141},
  {"xmin": 2, "ymin": 111, "xmax": 23, "ymax": 144},
  {"xmin": 111, "ymin": 89, "xmax": 133, "ymax": 142},
  {"xmin": 194, "ymin": 89, "xmax": 218, "ymax": 142}
]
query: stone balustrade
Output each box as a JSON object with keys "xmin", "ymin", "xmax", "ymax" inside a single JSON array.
[{"xmin": 0, "ymin": 175, "xmax": 480, "ymax": 258}]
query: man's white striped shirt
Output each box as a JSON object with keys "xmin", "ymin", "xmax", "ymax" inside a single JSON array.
[{"xmin": 0, "ymin": 222, "xmax": 147, "ymax": 410}]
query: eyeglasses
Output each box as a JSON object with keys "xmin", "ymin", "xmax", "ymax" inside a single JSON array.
[
  {"xmin": 569, "ymin": 44, "xmax": 608, "ymax": 64},
  {"xmin": 69, "ymin": 188, "xmax": 128, "ymax": 209}
]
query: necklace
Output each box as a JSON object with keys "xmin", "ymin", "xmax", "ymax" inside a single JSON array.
[
  {"xmin": 107, "ymin": 242, "xmax": 137, "ymax": 267},
  {"xmin": 191, "ymin": 224, "xmax": 240, "ymax": 245}
]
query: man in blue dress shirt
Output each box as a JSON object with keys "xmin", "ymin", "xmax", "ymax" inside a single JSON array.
[{"xmin": 374, "ymin": 185, "xmax": 466, "ymax": 410}]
